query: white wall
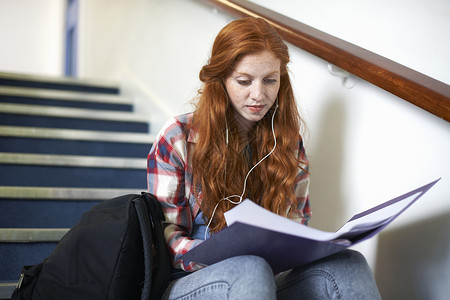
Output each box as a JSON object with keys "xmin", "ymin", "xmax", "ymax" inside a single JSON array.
[
  {"xmin": 77, "ymin": 0, "xmax": 232, "ymax": 132},
  {"xmin": 250, "ymin": 0, "xmax": 450, "ymax": 84},
  {"xmin": 0, "ymin": 0, "xmax": 65, "ymax": 76},
  {"xmin": 77, "ymin": 0, "xmax": 449, "ymax": 297}
]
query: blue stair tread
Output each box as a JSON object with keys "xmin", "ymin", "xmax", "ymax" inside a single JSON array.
[
  {"xmin": 0, "ymin": 113, "xmax": 149, "ymax": 133},
  {"xmin": 0, "ymin": 243, "xmax": 57, "ymax": 281},
  {"xmin": 0, "ymin": 94, "xmax": 132, "ymax": 111},
  {"xmin": 0, "ymin": 136, "xmax": 151, "ymax": 158},
  {"xmin": 0, "ymin": 165, "xmax": 147, "ymax": 189},
  {"xmin": 0, "ymin": 78, "xmax": 119, "ymax": 95},
  {"xmin": 0, "ymin": 199, "xmax": 100, "ymax": 228}
]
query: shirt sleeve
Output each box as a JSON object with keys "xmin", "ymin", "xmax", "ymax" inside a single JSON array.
[
  {"xmin": 289, "ymin": 139, "xmax": 312, "ymax": 225},
  {"xmin": 147, "ymin": 118, "xmax": 205, "ymax": 272}
]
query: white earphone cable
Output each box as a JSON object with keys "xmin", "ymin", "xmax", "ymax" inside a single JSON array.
[{"xmin": 205, "ymin": 101, "xmax": 279, "ymax": 239}]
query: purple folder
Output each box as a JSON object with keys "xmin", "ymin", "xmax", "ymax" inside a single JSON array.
[{"xmin": 182, "ymin": 179, "xmax": 439, "ymax": 273}]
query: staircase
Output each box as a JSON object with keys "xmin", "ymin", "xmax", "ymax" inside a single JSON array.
[{"xmin": 0, "ymin": 72, "xmax": 154, "ymax": 299}]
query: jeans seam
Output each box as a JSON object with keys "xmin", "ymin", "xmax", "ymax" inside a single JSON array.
[
  {"xmin": 277, "ymin": 269, "xmax": 342, "ymax": 300},
  {"xmin": 169, "ymin": 281, "xmax": 230, "ymax": 300}
]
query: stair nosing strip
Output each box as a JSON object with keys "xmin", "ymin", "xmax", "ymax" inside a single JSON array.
[
  {"xmin": 0, "ymin": 187, "xmax": 143, "ymax": 199},
  {"xmin": 0, "ymin": 187, "xmax": 143, "ymax": 200},
  {"xmin": 0, "ymin": 152, "xmax": 147, "ymax": 169},
  {"xmin": 0, "ymin": 228, "xmax": 68, "ymax": 242},
  {"xmin": 0, "ymin": 125, "xmax": 155, "ymax": 144},
  {"xmin": 0, "ymin": 103, "xmax": 149, "ymax": 123},
  {"xmin": 0, "ymin": 86, "xmax": 132, "ymax": 104},
  {"xmin": 0, "ymin": 283, "xmax": 16, "ymax": 287}
]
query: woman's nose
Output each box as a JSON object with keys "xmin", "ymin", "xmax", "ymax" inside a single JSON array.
[{"xmin": 250, "ymin": 82, "xmax": 264, "ymax": 101}]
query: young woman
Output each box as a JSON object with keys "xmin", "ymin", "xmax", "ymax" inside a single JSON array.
[{"xmin": 147, "ymin": 17, "xmax": 381, "ymax": 299}]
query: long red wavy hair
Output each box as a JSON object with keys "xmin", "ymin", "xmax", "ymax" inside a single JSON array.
[{"xmin": 191, "ymin": 17, "xmax": 307, "ymax": 233}]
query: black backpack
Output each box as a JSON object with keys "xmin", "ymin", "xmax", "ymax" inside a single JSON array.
[{"xmin": 11, "ymin": 193, "xmax": 171, "ymax": 300}]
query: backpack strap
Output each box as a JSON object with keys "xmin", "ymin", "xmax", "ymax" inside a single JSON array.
[
  {"xmin": 137, "ymin": 193, "xmax": 171, "ymax": 300},
  {"xmin": 133, "ymin": 198, "xmax": 154, "ymax": 300}
]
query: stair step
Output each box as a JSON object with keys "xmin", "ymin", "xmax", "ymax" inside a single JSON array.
[
  {"xmin": 0, "ymin": 229, "xmax": 66, "ymax": 282},
  {"xmin": 0, "ymin": 200, "xmax": 100, "ymax": 228},
  {"xmin": 0, "ymin": 86, "xmax": 133, "ymax": 111},
  {"xmin": 0, "ymin": 243, "xmax": 58, "ymax": 281},
  {"xmin": 0, "ymin": 165, "xmax": 146, "ymax": 188},
  {"xmin": 0, "ymin": 188, "xmax": 143, "ymax": 284},
  {"xmin": 0, "ymin": 282, "xmax": 15, "ymax": 300},
  {"xmin": 0, "ymin": 153, "xmax": 147, "ymax": 188},
  {"xmin": 0, "ymin": 126, "xmax": 153, "ymax": 157},
  {"xmin": 0, "ymin": 187, "xmax": 142, "ymax": 228},
  {"xmin": 0, "ymin": 72, "xmax": 119, "ymax": 94},
  {"xmin": 0, "ymin": 103, "xmax": 149, "ymax": 132}
]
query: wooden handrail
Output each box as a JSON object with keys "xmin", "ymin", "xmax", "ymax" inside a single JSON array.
[{"xmin": 199, "ymin": 0, "xmax": 450, "ymax": 122}]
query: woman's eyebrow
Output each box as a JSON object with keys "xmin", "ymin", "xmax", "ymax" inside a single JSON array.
[{"xmin": 234, "ymin": 71, "xmax": 279, "ymax": 77}]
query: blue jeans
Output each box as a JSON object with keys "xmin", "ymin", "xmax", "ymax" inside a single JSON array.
[{"xmin": 162, "ymin": 250, "xmax": 381, "ymax": 299}]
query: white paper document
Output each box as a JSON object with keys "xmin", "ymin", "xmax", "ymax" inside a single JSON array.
[
  {"xmin": 225, "ymin": 190, "xmax": 423, "ymax": 242},
  {"xmin": 183, "ymin": 179, "xmax": 439, "ymax": 273}
]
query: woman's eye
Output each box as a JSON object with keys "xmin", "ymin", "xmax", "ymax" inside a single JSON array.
[
  {"xmin": 264, "ymin": 78, "xmax": 277, "ymax": 84},
  {"xmin": 237, "ymin": 80, "xmax": 251, "ymax": 86}
]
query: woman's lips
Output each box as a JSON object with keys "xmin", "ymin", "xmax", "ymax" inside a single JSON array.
[{"xmin": 247, "ymin": 105, "xmax": 265, "ymax": 113}]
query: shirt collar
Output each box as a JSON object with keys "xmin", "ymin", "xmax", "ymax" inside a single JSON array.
[{"xmin": 187, "ymin": 123, "xmax": 199, "ymax": 144}]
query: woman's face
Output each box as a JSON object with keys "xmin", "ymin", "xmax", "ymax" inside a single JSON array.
[{"xmin": 224, "ymin": 51, "xmax": 281, "ymax": 131}]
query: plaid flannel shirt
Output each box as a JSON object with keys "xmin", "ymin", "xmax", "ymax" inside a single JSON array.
[{"xmin": 147, "ymin": 113, "xmax": 311, "ymax": 272}]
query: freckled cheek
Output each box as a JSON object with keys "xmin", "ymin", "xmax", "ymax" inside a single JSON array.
[
  {"xmin": 228, "ymin": 87, "xmax": 248, "ymax": 104},
  {"xmin": 267, "ymin": 86, "xmax": 280, "ymax": 99}
]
